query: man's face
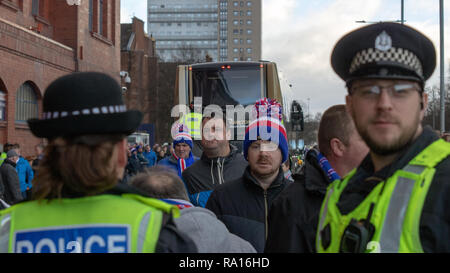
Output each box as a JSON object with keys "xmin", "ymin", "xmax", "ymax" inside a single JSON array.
[
  {"xmin": 201, "ymin": 118, "xmax": 230, "ymax": 151},
  {"xmin": 343, "ymin": 126, "xmax": 370, "ymax": 170},
  {"xmin": 346, "ymin": 79, "xmax": 426, "ymax": 156},
  {"xmin": 247, "ymin": 140, "xmax": 283, "ymax": 177},
  {"xmin": 174, "ymin": 143, "xmax": 191, "ymax": 159}
]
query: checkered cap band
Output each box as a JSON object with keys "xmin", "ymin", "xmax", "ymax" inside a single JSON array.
[{"xmin": 349, "ymin": 47, "xmax": 423, "ymax": 77}]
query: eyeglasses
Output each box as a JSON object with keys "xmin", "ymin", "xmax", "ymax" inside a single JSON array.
[
  {"xmin": 250, "ymin": 141, "xmax": 279, "ymax": 152},
  {"xmin": 351, "ymin": 83, "xmax": 421, "ymax": 100}
]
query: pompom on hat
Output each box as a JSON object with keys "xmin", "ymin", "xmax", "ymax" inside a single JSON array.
[
  {"xmin": 172, "ymin": 124, "xmax": 193, "ymax": 150},
  {"xmin": 27, "ymin": 72, "xmax": 143, "ymax": 139},
  {"xmin": 244, "ymin": 98, "xmax": 289, "ymax": 163}
]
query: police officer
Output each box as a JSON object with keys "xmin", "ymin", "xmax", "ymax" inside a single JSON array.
[
  {"xmin": 0, "ymin": 72, "xmax": 197, "ymax": 253},
  {"xmin": 316, "ymin": 22, "xmax": 450, "ymax": 253},
  {"xmin": 177, "ymin": 103, "xmax": 203, "ymax": 158},
  {"xmin": 182, "ymin": 112, "xmax": 202, "ymax": 140}
]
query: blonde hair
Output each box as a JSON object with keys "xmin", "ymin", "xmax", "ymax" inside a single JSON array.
[{"xmin": 32, "ymin": 134, "xmax": 124, "ymax": 201}]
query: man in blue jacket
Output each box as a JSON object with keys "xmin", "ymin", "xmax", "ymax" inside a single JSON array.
[
  {"xmin": 13, "ymin": 144, "xmax": 34, "ymax": 200},
  {"xmin": 143, "ymin": 145, "xmax": 157, "ymax": 167},
  {"xmin": 159, "ymin": 127, "xmax": 197, "ymax": 179}
]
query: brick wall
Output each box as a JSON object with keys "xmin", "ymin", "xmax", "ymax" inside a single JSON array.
[
  {"xmin": 121, "ymin": 17, "xmax": 176, "ymax": 145},
  {"xmin": 0, "ymin": 0, "xmax": 121, "ymax": 157}
]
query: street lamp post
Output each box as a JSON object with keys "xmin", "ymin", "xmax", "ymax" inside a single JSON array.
[
  {"xmin": 356, "ymin": 0, "xmax": 405, "ymax": 25},
  {"xmin": 307, "ymin": 98, "xmax": 310, "ymax": 122},
  {"xmin": 401, "ymin": 0, "xmax": 404, "ymax": 24}
]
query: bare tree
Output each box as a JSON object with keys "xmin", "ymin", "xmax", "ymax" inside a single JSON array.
[
  {"xmin": 172, "ymin": 44, "xmax": 209, "ymax": 64},
  {"xmin": 423, "ymin": 61, "xmax": 450, "ymax": 132}
]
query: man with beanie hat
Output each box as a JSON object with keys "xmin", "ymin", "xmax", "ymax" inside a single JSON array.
[
  {"xmin": 0, "ymin": 149, "xmax": 23, "ymax": 205},
  {"xmin": 317, "ymin": 23, "xmax": 450, "ymax": 253},
  {"xmin": 159, "ymin": 125, "xmax": 198, "ymax": 179},
  {"xmin": 206, "ymin": 98, "xmax": 289, "ymax": 253},
  {"xmin": 265, "ymin": 105, "xmax": 368, "ymax": 253},
  {"xmin": 0, "ymin": 72, "xmax": 197, "ymax": 253}
]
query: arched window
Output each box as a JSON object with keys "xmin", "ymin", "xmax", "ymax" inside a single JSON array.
[
  {"xmin": 0, "ymin": 91, "xmax": 6, "ymax": 121},
  {"xmin": 15, "ymin": 83, "xmax": 38, "ymax": 122}
]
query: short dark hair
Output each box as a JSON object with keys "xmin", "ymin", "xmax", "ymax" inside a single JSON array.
[
  {"xmin": 318, "ymin": 105, "xmax": 355, "ymax": 157},
  {"xmin": 3, "ymin": 143, "xmax": 14, "ymax": 153},
  {"xmin": 130, "ymin": 166, "xmax": 189, "ymax": 201}
]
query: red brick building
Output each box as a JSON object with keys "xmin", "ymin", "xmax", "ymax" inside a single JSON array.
[
  {"xmin": 0, "ymin": 0, "xmax": 121, "ymax": 157},
  {"xmin": 121, "ymin": 17, "xmax": 162, "ymax": 145},
  {"xmin": 121, "ymin": 17, "xmax": 185, "ymax": 146}
]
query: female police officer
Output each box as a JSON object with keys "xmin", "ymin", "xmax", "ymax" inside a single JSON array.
[{"xmin": 0, "ymin": 72, "xmax": 196, "ymax": 253}]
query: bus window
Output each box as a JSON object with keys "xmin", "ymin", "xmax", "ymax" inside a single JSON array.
[{"xmin": 191, "ymin": 64, "xmax": 266, "ymax": 107}]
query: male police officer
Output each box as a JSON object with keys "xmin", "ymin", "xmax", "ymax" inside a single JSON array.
[
  {"xmin": 316, "ymin": 22, "xmax": 450, "ymax": 253},
  {"xmin": 0, "ymin": 72, "xmax": 196, "ymax": 253}
]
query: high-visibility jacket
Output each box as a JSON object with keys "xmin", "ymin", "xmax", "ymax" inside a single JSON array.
[
  {"xmin": 316, "ymin": 139, "xmax": 450, "ymax": 253},
  {"xmin": 0, "ymin": 194, "xmax": 179, "ymax": 253},
  {"xmin": 0, "ymin": 152, "xmax": 6, "ymax": 166},
  {"xmin": 181, "ymin": 112, "xmax": 202, "ymax": 140}
]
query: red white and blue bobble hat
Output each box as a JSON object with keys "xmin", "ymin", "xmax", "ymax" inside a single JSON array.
[
  {"xmin": 244, "ymin": 98, "xmax": 288, "ymax": 163},
  {"xmin": 173, "ymin": 124, "xmax": 193, "ymax": 150}
]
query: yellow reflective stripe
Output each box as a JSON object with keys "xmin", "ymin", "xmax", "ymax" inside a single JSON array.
[
  {"xmin": 0, "ymin": 214, "xmax": 11, "ymax": 253},
  {"xmin": 379, "ymin": 165, "xmax": 425, "ymax": 253},
  {"xmin": 143, "ymin": 210, "xmax": 163, "ymax": 253},
  {"xmin": 316, "ymin": 187, "xmax": 334, "ymax": 252},
  {"xmin": 137, "ymin": 212, "xmax": 151, "ymax": 253}
]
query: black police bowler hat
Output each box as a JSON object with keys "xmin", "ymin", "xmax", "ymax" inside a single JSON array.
[
  {"xmin": 28, "ymin": 72, "xmax": 143, "ymax": 139},
  {"xmin": 331, "ymin": 22, "xmax": 436, "ymax": 87}
]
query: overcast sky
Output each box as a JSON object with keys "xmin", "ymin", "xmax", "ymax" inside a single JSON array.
[{"xmin": 121, "ymin": 0, "xmax": 450, "ymax": 116}]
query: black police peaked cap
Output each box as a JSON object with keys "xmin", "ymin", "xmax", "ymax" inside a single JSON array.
[
  {"xmin": 331, "ymin": 22, "xmax": 436, "ymax": 88},
  {"xmin": 28, "ymin": 72, "xmax": 143, "ymax": 139}
]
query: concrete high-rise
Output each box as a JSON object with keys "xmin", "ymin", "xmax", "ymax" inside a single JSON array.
[
  {"xmin": 148, "ymin": 0, "xmax": 261, "ymax": 62},
  {"xmin": 218, "ymin": 0, "xmax": 261, "ymax": 62},
  {"xmin": 147, "ymin": 0, "xmax": 219, "ymax": 62}
]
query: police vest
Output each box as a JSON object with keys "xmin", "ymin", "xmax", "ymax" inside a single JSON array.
[
  {"xmin": 182, "ymin": 112, "xmax": 202, "ymax": 140},
  {"xmin": 316, "ymin": 139, "xmax": 450, "ymax": 253},
  {"xmin": 0, "ymin": 194, "xmax": 179, "ymax": 253},
  {"xmin": 0, "ymin": 152, "xmax": 6, "ymax": 166}
]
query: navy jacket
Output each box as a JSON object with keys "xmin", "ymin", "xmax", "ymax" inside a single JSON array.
[{"xmin": 206, "ymin": 166, "xmax": 288, "ymax": 253}]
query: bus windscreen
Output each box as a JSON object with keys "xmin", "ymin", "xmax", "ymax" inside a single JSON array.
[{"xmin": 192, "ymin": 65, "xmax": 264, "ymax": 107}]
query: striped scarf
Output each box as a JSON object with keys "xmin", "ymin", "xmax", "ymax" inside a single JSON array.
[
  {"xmin": 172, "ymin": 151, "xmax": 195, "ymax": 178},
  {"xmin": 317, "ymin": 152, "xmax": 341, "ymax": 182}
]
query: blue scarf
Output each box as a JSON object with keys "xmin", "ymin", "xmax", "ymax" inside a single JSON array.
[
  {"xmin": 317, "ymin": 152, "xmax": 341, "ymax": 182},
  {"xmin": 172, "ymin": 151, "xmax": 195, "ymax": 178}
]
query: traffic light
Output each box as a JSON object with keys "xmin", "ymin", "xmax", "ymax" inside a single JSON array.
[{"xmin": 290, "ymin": 101, "xmax": 304, "ymax": 132}]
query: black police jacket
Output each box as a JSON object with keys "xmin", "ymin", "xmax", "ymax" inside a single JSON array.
[
  {"xmin": 337, "ymin": 126, "xmax": 450, "ymax": 253},
  {"xmin": 205, "ymin": 166, "xmax": 288, "ymax": 253},
  {"xmin": 264, "ymin": 149, "xmax": 333, "ymax": 253}
]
